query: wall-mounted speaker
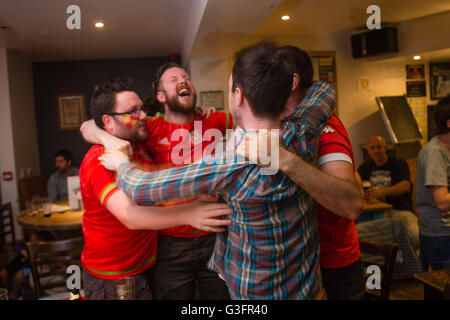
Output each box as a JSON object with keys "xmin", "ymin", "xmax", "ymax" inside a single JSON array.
[{"xmin": 351, "ymin": 27, "xmax": 398, "ymax": 58}]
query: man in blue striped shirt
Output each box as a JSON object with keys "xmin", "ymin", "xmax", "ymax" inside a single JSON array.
[{"xmin": 100, "ymin": 42, "xmax": 335, "ymax": 299}]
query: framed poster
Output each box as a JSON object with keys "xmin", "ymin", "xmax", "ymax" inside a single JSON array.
[
  {"xmin": 57, "ymin": 94, "xmax": 86, "ymax": 130},
  {"xmin": 406, "ymin": 81, "xmax": 426, "ymax": 97},
  {"xmin": 308, "ymin": 51, "xmax": 338, "ymax": 115},
  {"xmin": 406, "ymin": 64, "xmax": 425, "ymax": 80},
  {"xmin": 200, "ymin": 90, "xmax": 224, "ymax": 110},
  {"xmin": 429, "ymin": 63, "xmax": 450, "ymax": 100}
]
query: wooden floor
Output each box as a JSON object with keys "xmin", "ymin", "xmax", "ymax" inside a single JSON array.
[{"xmin": 389, "ymin": 277, "xmax": 424, "ymax": 300}]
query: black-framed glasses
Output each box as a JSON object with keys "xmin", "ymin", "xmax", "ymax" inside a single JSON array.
[{"xmin": 106, "ymin": 107, "xmax": 148, "ymax": 117}]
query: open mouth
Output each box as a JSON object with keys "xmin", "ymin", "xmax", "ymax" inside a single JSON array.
[{"xmin": 178, "ymin": 88, "xmax": 190, "ymax": 97}]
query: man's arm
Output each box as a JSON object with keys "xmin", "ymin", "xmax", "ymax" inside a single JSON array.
[
  {"xmin": 105, "ymin": 188, "xmax": 232, "ymax": 232},
  {"xmin": 429, "ymin": 186, "xmax": 450, "ymax": 213},
  {"xmin": 99, "ymin": 149, "xmax": 245, "ymax": 205},
  {"xmin": 80, "ymin": 119, "xmax": 133, "ymax": 155},
  {"xmin": 365, "ymin": 180, "xmax": 411, "ymax": 201},
  {"xmin": 279, "ymin": 146, "xmax": 363, "ymax": 220},
  {"xmin": 282, "ymin": 81, "xmax": 335, "ymax": 158}
]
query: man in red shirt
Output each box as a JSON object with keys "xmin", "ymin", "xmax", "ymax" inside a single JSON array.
[
  {"xmin": 80, "ymin": 78, "xmax": 231, "ymax": 299},
  {"xmin": 81, "ymin": 66, "xmax": 232, "ymax": 300},
  {"xmin": 237, "ymin": 46, "xmax": 365, "ymax": 299}
]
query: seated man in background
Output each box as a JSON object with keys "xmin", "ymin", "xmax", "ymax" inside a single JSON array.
[
  {"xmin": 416, "ymin": 95, "xmax": 450, "ymax": 270},
  {"xmin": 47, "ymin": 149, "xmax": 79, "ymax": 201},
  {"xmin": 357, "ymin": 136, "xmax": 419, "ymax": 250}
]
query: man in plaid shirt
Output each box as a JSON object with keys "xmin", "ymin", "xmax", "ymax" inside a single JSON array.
[{"xmin": 100, "ymin": 42, "xmax": 335, "ymax": 299}]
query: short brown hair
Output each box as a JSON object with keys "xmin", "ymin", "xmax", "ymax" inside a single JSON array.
[{"xmin": 90, "ymin": 77, "xmax": 134, "ymax": 128}]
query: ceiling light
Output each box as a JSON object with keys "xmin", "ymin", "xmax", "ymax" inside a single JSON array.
[
  {"xmin": 413, "ymin": 55, "xmax": 421, "ymax": 60},
  {"xmin": 95, "ymin": 22, "xmax": 104, "ymax": 28},
  {"xmin": 281, "ymin": 15, "xmax": 290, "ymax": 21}
]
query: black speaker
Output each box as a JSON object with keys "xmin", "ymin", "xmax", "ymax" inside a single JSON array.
[{"xmin": 351, "ymin": 27, "xmax": 398, "ymax": 58}]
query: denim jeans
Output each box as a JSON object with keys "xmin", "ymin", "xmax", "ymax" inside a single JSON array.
[{"xmin": 419, "ymin": 234, "xmax": 450, "ymax": 271}]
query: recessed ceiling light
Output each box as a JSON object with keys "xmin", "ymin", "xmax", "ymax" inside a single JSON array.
[
  {"xmin": 281, "ymin": 15, "xmax": 290, "ymax": 21},
  {"xmin": 413, "ymin": 55, "xmax": 421, "ymax": 60},
  {"xmin": 95, "ymin": 22, "xmax": 104, "ymax": 28}
]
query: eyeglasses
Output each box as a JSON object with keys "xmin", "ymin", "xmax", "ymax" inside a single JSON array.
[{"xmin": 106, "ymin": 107, "xmax": 148, "ymax": 117}]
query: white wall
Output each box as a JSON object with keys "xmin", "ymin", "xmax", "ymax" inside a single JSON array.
[
  {"xmin": 7, "ymin": 49, "xmax": 40, "ymax": 180},
  {"xmin": 0, "ymin": 49, "xmax": 39, "ymax": 241},
  {"xmin": 331, "ymin": 11, "xmax": 450, "ymax": 165},
  {"xmin": 0, "ymin": 48, "xmax": 21, "ymax": 239},
  {"xmin": 188, "ymin": 11, "xmax": 450, "ymax": 166}
]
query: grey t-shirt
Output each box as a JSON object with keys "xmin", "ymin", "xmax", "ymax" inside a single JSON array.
[{"xmin": 416, "ymin": 136, "xmax": 450, "ymax": 236}]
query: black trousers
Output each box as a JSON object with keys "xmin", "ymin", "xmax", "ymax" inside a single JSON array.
[
  {"xmin": 321, "ymin": 258, "xmax": 366, "ymax": 300},
  {"xmin": 149, "ymin": 233, "xmax": 230, "ymax": 300},
  {"xmin": 82, "ymin": 268, "xmax": 153, "ymax": 300}
]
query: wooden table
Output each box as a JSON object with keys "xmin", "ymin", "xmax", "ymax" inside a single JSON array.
[
  {"xmin": 18, "ymin": 200, "xmax": 83, "ymax": 240},
  {"xmin": 356, "ymin": 200, "xmax": 393, "ymax": 224},
  {"xmin": 363, "ymin": 200, "xmax": 393, "ymax": 212},
  {"xmin": 414, "ymin": 268, "xmax": 450, "ymax": 300}
]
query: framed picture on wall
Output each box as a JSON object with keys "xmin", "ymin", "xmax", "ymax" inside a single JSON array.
[
  {"xmin": 57, "ymin": 94, "xmax": 86, "ymax": 130},
  {"xmin": 429, "ymin": 63, "xmax": 450, "ymax": 100},
  {"xmin": 200, "ymin": 90, "xmax": 224, "ymax": 110}
]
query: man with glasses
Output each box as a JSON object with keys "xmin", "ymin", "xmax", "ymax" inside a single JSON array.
[
  {"xmin": 79, "ymin": 77, "xmax": 232, "ymax": 299},
  {"xmin": 81, "ymin": 65, "xmax": 232, "ymax": 300},
  {"xmin": 357, "ymin": 135, "xmax": 419, "ymax": 250}
]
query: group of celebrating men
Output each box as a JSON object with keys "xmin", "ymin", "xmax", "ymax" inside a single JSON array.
[{"xmin": 77, "ymin": 41, "xmax": 450, "ymax": 300}]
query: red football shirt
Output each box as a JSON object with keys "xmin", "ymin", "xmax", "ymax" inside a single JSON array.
[
  {"xmin": 145, "ymin": 111, "xmax": 232, "ymax": 237},
  {"xmin": 80, "ymin": 144, "xmax": 158, "ymax": 280},
  {"xmin": 317, "ymin": 114, "xmax": 361, "ymax": 269}
]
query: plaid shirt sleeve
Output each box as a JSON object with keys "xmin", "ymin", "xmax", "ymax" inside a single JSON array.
[
  {"xmin": 115, "ymin": 154, "xmax": 246, "ymax": 205},
  {"xmin": 281, "ymin": 81, "xmax": 335, "ymax": 161}
]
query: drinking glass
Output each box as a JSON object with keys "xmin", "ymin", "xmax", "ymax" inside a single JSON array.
[
  {"xmin": 362, "ymin": 181, "xmax": 371, "ymax": 192},
  {"xmin": 0, "ymin": 288, "xmax": 9, "ymax": 300},
  {"xmin": 114, "ymin": 277, "xmax": 136, "ymax": 300},
  {"xmin": 42, "ymin": 196, "xmax": 52, "ymax": 213},
  {"xmin": 26, "ymin": 199, "xmax": 37, "ymax": 215},
  {"xmin": 32, "ymin": 195, "xmax": 43, "ymax": 214}
]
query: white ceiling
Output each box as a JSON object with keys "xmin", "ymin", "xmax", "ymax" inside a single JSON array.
[
  {"xmin": 0, "ymin": 0, "xmax": 449, "ymax": 62},
  {"xmin": 0, "ymin": 0, "xmax": 195, "ymax": 61},
  {"xmin": 256, "ymin": 0, "xmax": 450, "ymax": 35}
]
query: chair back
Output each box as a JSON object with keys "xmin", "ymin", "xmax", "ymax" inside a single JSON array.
[
  {"xmin": 0, "ymin": 202, "xmax": 15, "ymax": 250},
  {"xmin": 25, "ymin": 236, "xmax": 84, "ymax": 299},
  {"xmin": 359, "ymin": 239, "xmax": 398, "ymax": 300},
  {"xmin": 18, "ymin": 174, "xmax": 50, "ymax": 210}
]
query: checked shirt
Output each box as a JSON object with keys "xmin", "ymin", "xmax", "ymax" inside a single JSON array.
[{"xmin": 116, "ymin": 81, "xmax": 335, "ymax": 299}]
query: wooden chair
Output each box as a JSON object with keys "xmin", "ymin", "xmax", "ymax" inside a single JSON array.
[
  {"xmin": 359, "ymin": 239, "xmax": 398, "ymax": 300},
  {"xmin": 17, "ymin": 174, "xmax": 50, "ymax": 210},
  {"xmin": 0, "ymin": 203, "xmax": 17, "ymax": 271},
  {"xmin": 25, "ymin": 236, "xmax": 84, "ymax": 299}
]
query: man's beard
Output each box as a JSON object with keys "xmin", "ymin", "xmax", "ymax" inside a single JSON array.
[
  {"xmin": 129, "ymin": 130, "xmax": 148, "ymax": 144},
  {"xmin": 166, "ymin": 91, "xmax": 197, "ymax": 114},
  {"xmin": 114, "ymin": 118, "xmax": 148, "ymax": 144}
]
